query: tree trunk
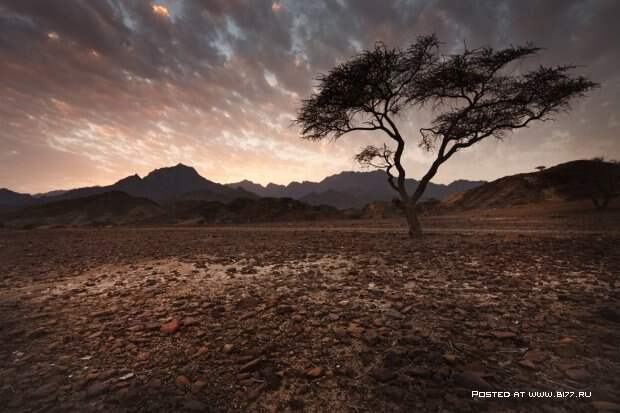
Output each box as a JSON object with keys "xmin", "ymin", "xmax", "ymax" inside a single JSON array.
[{"xmin": 405, "ymin": 202, "xmax": 422, "ymax": 238}]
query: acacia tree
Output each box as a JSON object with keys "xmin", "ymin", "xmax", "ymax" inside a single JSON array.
[
  {"xmin": 295, "ymin": 35, "xmax": 598, "ymax": 237},
  {"xmin": 589, "ymin": 159, "xmax": 620, "ymax": 210}
]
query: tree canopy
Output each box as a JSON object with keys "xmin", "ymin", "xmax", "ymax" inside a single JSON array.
[{"xmin": 295, "ymin": 35, "xmax": 598, "ymax": 236}]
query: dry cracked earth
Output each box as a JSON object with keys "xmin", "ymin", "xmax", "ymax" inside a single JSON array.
[{"xmin": 0, "ymin": 220, "xmax": 619, "ymax": 412}]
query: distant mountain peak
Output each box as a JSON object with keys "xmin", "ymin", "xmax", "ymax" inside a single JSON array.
[
  {"xmin": 114, "ymin": 174, "xmax": 142, "ymax": 185},
  {"xmin": 146, "ymin": 163, "xmax": 200, "ymax": 177}
]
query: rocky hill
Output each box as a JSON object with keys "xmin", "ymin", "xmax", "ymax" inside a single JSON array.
[
  {"xmin": 0, "ymin": 193, "xmax": 344, "ymax": 228},
  {"xmin": 445, "ymin": 160, "xmax": 620, "ymax": 210},
  {"xmin": 0, "ymin": 191, "xmax": 163, "ymax": 228}
]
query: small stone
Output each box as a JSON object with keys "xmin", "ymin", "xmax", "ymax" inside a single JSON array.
[
  {"xmin": 222, "ymin": 344, "xmax": 234, "ymax": 353},
  {"xmin": 246, "ymin": 383, "xmax": 268, "ymax": 401},
  {"xmin": 370, "ymin": 367, "xmax": 396, "ymax": 382},
  {"xmin": 522, "ymin": 350, "xmax": 547, "ymax": 363},
  {"xmin": 491, "ymin": 331, "xmax": 516, "ymax": 339},
  {"xmin": 386, "ymin": 309, "xmax": 404, "ymax": 319},
  {"xmin": 347, "ymin": 323, "xmax": 365, "ymax": 338},
  {"xmin": 136, "ymin": 352, "xmax": 149, "ymax": 361},
  {"xmin": 118, "ymin": 372, "xmax": 134, "ymax": 381},
  {"xmin": 563, "ymin": 368, "xmax": 590, "ymax": 381},
  {"xmin": 182, "ymin": 317, "xmax": 199, "ymax": 327},
  {"xmin": 599, "ymin": 306, "xmax": 620, "ymax": 323},
  {"xmin": 383, "ymin": 385, "xmax": 405, "ymax": 401},
  {"xmin": 591, "ymin": 401, "xmax": 620, "ymax": 412},
  {"xmin": 306, "ymin": 367, "xmax": 323, "ymax": 378},
  {"xmin": 190, "ymin": 380, "xmax": 207, "ymax": 394},
  {"xmin": 175, "ymin": 375, "xmax": 190, "ymax": 387},
  {"xmin": 454, "ymin": 371, "xmax": 493, "ymax": 391},
  {"xmin": 32, "ymin": 382, "xmax": 58, "ymax": 399},
  {"xmin": 160, "ymin": 319, "xmax": 179, "ymax": 335},
  {"xmin": 239, "ymin": 357, "xmax": 263, "ymax": 373},
  {"xmin": 86, "ymin": 381, "xmax": 110, "ymax": 398},
  {"xmin": 518, "ymin": 359, "xmax": 536, "ymax": 370},
  {"xmin": 443, "ymin": 352, "xmax": 457, "ymax": 364},
  {"xmin": 183, "ymin": 398, "xmax": 207, "ymax": 411},
  {"xmin": 195, "ymin": 346, "xmax": 209, "ymax": 357}
]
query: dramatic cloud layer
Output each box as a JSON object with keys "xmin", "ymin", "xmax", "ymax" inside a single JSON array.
[{"xmin": 1, "ymin": 0, "xmax": 618, "ymax": 193}]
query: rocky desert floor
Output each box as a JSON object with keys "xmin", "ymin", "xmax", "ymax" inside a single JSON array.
[{"xmin": 1, "ymin": 218, "xmax": 619, "ymax": 412}]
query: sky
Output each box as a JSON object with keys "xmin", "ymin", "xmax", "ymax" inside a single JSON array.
[{"xmin": 0, "ymin": 0, "xmax": 619, "ymax": 193}]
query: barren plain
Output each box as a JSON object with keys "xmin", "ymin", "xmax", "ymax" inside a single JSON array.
[{"xmin": 1, "ymin": 216, "xmax": 619, "ymax": 412}]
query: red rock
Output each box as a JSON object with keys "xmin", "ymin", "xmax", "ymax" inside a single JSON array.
[
  {"xmin": 190, "ymin": 380, "xmax": 207, "ymax": 394},
  {"xmin": 160, "ymin": 319, "xmax": 179, "ymax": 335},
  {"xmin": 175, "ymin": 375, "xmax": 190, "ymax": 387},
  {"xmin": 222, "ymin": 344, "xmax": 234, "ymax": 353},
  {"xmin": 195, "ymin": 346, "xmax": 209, "ymax": 357},
  {"xmin": 182, "ymin": 317, "xmax": 199, "ymax": 326},
  {"xmin": 518, "ymin": 359, "xmax": 536, "ymax": 369},
  {"xmin": 347, "ymin": 323, "xmax": 365, "ymax": 338},
  {"xmin": 443, "ymin": 352, "xmax": 457, "ymax": 364},
  {"xmin": 306, "ymin": 367, "xmax": 323, "ymax": 378},
  {"xmin": 522, "ymin": 350, "xmax": 547, "ymax": 363}
]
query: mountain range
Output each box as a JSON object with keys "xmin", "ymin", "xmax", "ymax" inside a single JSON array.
[
  {"xmin": 1, "ymin": 159, "xmax": 617, "ymax": 228},
  {"xmin": 0, "ymin": 165, "xmax": 484, "ymax": 211},
  {"xmin": 227, "ymin": 170, "xmax": 484, "ymax": 209}
]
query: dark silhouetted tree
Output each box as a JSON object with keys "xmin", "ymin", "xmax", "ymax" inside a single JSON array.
[
  {"xmin": 295, "ymin": 35, "xmax": 598, "ymax": 237},
  {"xmin": 589, "ymin": 159, "xmax": 620, "ymax": 210}
]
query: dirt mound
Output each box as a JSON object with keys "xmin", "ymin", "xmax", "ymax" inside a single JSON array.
[{"xmin": 446, "ymin": 160, "xmax": 620, "ymax": 210}]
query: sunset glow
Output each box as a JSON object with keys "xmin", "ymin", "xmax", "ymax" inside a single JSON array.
[
  {"xmin": 0, "ymin": 1, "xmax": 618, "ymax": 194},
  {"xmin": 151, "ymin": 4, "xmax": 170, "ymax": 18}
]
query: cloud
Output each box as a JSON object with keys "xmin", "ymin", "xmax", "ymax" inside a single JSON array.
[{"xmin": 0, "ymin": 0, "xmax": 618, "ymax": 193}]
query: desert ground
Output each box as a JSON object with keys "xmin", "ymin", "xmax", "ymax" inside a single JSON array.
[{"xmin": 1, "ymin": 215, "xmax": 619, "ymax": 412}]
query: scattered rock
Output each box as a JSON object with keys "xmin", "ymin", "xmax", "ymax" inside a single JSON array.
[
  {"xmin": 490, "ymin": 331, "xmax": 516, "ymax": 339},
  {"xmin": 86, "ymin": 381, "xmax": 110, "ymax": 398},
  {"xmin": 223, "ymin": 344, "xmax": 234, "ymax": 353},
  {"xmin": 32, "ymin": 382, "xmax": 58, "ymax": 399},
  {"xmin": 600, "ymin": 306, "xmax": 620, "ymax": 323},
  {"xmin": 183, "ymin": 397, "xmax": 207, "ymax": 411},
  {"xmin": 443, "ymin": 352, "xmax": 457, "ymax": 364},
  {"xmin": 190, "ymin": 380, "xmax": 207, "ymax": 394},
  {"xmin": 175, "ymin": 375, "xmax": 190, "ymax": 387},
  {"xmin": 518, "ymin": 359, "xmax": 536, "ymax": 370},
  {"xmin": 386, "ymin": 309, "xmax": 404, "ymax": 319},
  {"xmin": 182, "ymin": 317, "xmax": 199, "ymax": 327},
  {"xmin": 563, "ymin": 368, "xmax": 590, "ymax": 381},
  {"xmin": 195, "ymin": 346, "xmax": 209, "ymax": 357},
  {"xmin": 383, "ymin": 385, "xmax": 405, "ymax": 401},
  {"xmin": 118, "ymin": 372, "xmax": 134, "ymax": 381},
  {"xmin": 136, "ymin": 352, "xmax": 149, "ymax": 361},
  {"xmin": 160, "ymin": 319, "xmax": 180, "ymax": 335},
  {"xmin": 370, "ymin": 367, "xmax": 396, "ymax": 383},
  {"xmin": 346, "ymin": 323, "xmax": 365, "ymax": 338},
  {"xmin": 246, "ymin": 383, "xmax": 268, "ymax": 401},
  {"xmin": 454, "ymin": 371, "xmax": 493, "ymax": 391},
  {"xmin": 239, "ymin": 357, "xmax": 263, "ymax": 373},
  {"xmin": 306, "ymin": 367, "xmax": 323, "ymax": 379},
  {"xmin": 592, "ymin": 401, "xmax": 620, "ymax": 412}
]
